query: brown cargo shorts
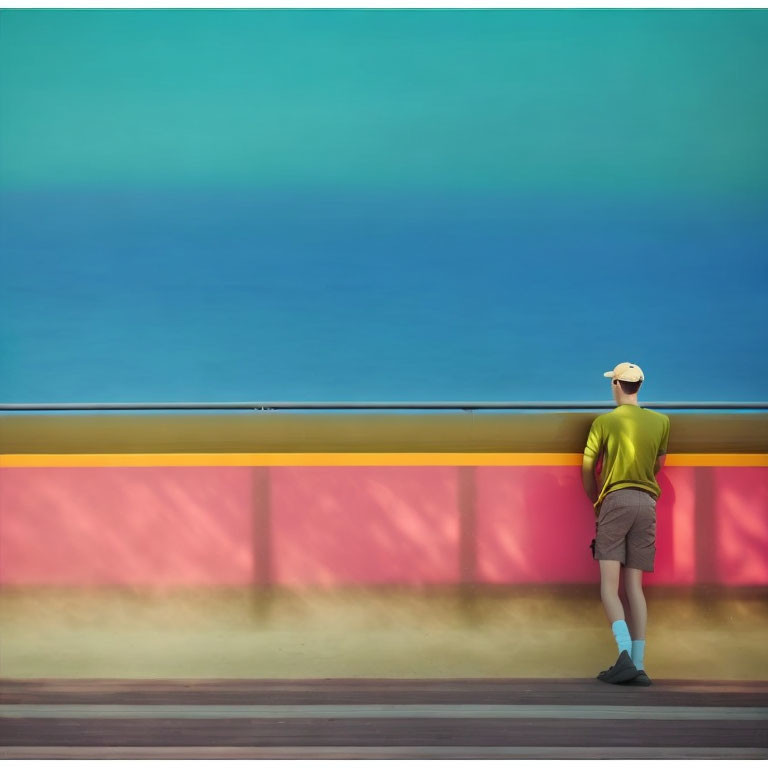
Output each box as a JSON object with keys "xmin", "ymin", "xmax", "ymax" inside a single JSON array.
[{"xmin": 594, "ymin": 488, "xmax": 657, "ymax": 572}]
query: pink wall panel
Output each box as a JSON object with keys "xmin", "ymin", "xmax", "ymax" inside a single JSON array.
[
  {"xmin": 713, "ymin": 467, "xmax": 768, "ymax": 586},
  {"xmin": 0, "ymin": 464, "xmax": 766, "ymax": 586},
  {"xmin": 474, "ymin": 467, "xmax": 596, "ymax": 582},
  {"xmin": 270, "ymin": 467, "xmax": 460, "ymax": 586},
  {"xmin": 0, "ymin": 467, "xmax": 253, "ymax": 585}
]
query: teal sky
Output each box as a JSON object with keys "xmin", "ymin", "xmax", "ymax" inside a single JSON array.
[
  {"xmin": 1, "ymin": 10, "xmax": 767, "ymax": 404},
  {"xmin": 2, "ymin": 9, "xmax": 767, "ymax": 198}
]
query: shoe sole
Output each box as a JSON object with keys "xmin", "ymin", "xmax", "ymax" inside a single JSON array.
[
  {"xmin": 621, "ymin": 674, "xmax": 652, "ymax": 686},
  {"xmin": 597, "ymin": 667, "xmax": 640, "ymax": 684}
]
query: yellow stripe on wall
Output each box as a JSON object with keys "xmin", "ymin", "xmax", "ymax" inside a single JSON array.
[{"xmin": 1, "ymin": 453, "xmax": 767, "ymax": 468}]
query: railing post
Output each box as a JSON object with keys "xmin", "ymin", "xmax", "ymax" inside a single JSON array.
[
  {"xmin": 457, "ymin": 465, "xmax": 478, "ymax": 618},
  {"xmin": 251, "ymin": 465, "xmax": 273, "ymax": 619}
]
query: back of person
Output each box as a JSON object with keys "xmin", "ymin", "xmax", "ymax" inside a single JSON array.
[
  {"xmin": 586, "ymin": 404, "xmax": 670, "ymax": 513},
  {"xmin": 584, "ymin": 361, "xmax": 671, "ymax": 686}
]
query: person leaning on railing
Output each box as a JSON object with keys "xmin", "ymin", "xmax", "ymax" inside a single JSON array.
[{"xmin": 581, "ymin": 362, "xmax": 670, "ymax": 686}]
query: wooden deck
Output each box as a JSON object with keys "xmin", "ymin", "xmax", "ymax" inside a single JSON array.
[{"xmin": 2, "ymin": 678, "xmax": 766, "ymax": 758}]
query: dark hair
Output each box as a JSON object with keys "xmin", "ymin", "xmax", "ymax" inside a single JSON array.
[{"xmin": 615, "ymin": 379, "xmax": 642, "ymax": 395}]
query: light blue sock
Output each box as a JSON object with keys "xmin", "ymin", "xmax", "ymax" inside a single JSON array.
[
  {"xmin": 611, "ymin": 620, "xmax": 632, "ymax": 655},
  {"xmin": 632, "ymin": 640, "xmax": 646, "ymax": 670}
]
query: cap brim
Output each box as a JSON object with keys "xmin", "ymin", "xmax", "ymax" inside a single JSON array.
[{"xmin": 603, "ymin": 371, "xmax": 614, "ymax": 377}]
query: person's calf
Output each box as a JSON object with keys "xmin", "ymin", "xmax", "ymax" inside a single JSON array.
[{"xmin": 600, "ymin": 587, "xmax": 625, "ymax": 625}]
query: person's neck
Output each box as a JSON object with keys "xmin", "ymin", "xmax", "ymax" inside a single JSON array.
[{"xmin": 616, "ymin": 398, "xmax": 639, "ymax": 407}]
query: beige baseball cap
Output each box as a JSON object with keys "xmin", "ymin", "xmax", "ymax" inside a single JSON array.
[{"xmin": 603, "ymin": 362, "xmax": 644, "ymax": 382}]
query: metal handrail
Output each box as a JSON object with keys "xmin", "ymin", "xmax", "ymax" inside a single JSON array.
[{"xmin": 1, "ymin": 402, "xmax": 767, "ymax": 412}]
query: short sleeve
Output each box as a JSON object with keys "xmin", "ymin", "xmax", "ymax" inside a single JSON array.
[
  {"xmin": 584, "ymin": 418, "xmax": 603, "ymax": 460},
  {"xmin": 657, "ymin": 416, "xmax": 670, "ymax": 456}
]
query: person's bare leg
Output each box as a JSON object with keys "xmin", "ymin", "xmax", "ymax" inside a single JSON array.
[
  {"xmin": 619, "ymin": 575, "xmax": 632, "ymax": 633},
  {"xmin": 599, "ymin": 559, "xmax": 624, "ymax": 623},
  {"xmin": 598, "ymin": 559, "xmax": 634, "ymax": 674},
  {"xmin": 624, "ymin": 567, "xmax": 647, "ymax": 639}
]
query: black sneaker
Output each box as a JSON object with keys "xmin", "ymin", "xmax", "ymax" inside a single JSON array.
[
  {"xmin": 597, "ymin": 650, "xmax": 640, "ymax": 684},
  {"xmin": 620, "ymin": 669, "xmax": 652, "ymax": 686}
]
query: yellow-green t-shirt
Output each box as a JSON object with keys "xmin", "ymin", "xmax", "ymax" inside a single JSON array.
[{"xmin": 584, "ymin": 404, "xmax": 670, "ymax": 513}]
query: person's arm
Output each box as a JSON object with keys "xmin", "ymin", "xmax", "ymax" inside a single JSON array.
[
  {"xmin": 582, "ymin": 419, "xmax": 602, "ymax": 505},
  {"xmin": 582, "ymin": 455, "xmax": 599, "ymax": 504},
  {"xmin": 654, "ymin": 416, "xmax": 670, "ymax": 475}
]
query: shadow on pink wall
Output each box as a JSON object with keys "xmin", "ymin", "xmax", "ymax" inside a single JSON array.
[{"xmin": 0, "ymin": 465, "xmax": 766, "ymax": 586}]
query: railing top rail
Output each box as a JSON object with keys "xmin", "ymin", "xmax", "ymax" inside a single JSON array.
[{"xmin": 1, "ymin": 402, "xmax": 767, "ymax": 412}]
